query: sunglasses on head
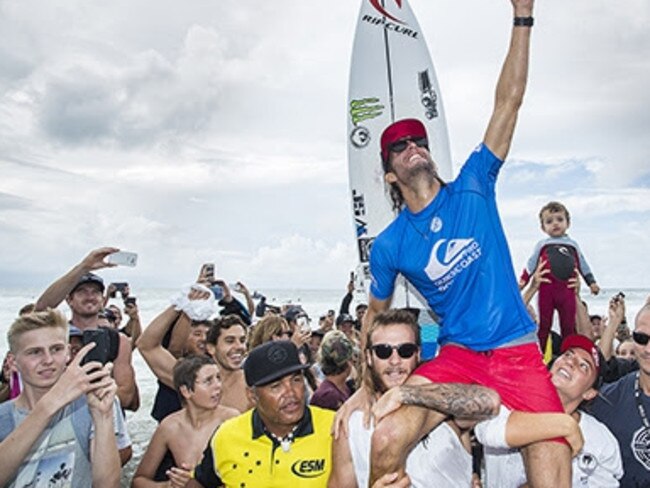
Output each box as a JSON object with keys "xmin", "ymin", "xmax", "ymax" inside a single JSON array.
[
  {"xmin": 370, "ymin": 343, "xmax": 418, "ymax": 360},
  {"xmin": 389, "ymin": 137, "xmax": 428, "ymax": 154},
  {"xmin": 633, "ymin": 331, "xmax": 650, "ymax": 346}
]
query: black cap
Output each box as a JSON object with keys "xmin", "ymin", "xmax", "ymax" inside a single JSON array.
[
  {"xmin": 244, "ymin": 341, "xmax": 308, "ymax": 387},
  {"xmin": 284, "ymin": 306, "xmax": 307, "ymax": 322},
  {"xmin": 70, "ymin": 272, "xmax": 105, "ymax": 294},
  {"xmin": 336, "ymin": 313, "xmax": 355, "ymax": 326}
]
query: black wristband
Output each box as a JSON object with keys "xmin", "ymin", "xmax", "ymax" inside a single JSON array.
[{"xmin": 514, "ymin": 16, "xmax": 534, "ymax": 27}]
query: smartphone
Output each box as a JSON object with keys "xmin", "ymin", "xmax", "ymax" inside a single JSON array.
[
  {"xmin": 297, "ymin": 316, "xmax": 311, "ymax": 333},
  {"xmin": 124, "ymin": 296, "xmax": 137, "ymax": 306},
  {"xmin": 109, "ymin": 282, "xmax": 129, "ymax": 298},
  {"xmin": 107, "ymin": 251, "xmax": 138, "ymax": 267},
  {"xmin": 202, "ymin": 263, "xmax": 215, "ymax": 283},
  {"xmin": 81, "ymin": 329, "xmax": 112, "ymax": 365}
]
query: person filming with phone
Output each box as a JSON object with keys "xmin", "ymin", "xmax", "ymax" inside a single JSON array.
[
  {"xmin": 34, "ymin": 247, "xmax": 140, "ymax": 411},
  {"xmin": 0, "ymin": 309, "xmax": 125, "ymax": 488}
]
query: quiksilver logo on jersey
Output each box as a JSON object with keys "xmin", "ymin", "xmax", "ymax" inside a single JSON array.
[
  {"xmin": 291, "ymin": 459, "xmax": 326, "ymax": 478},
  {"xmin": 425, "ymin": 238, "xmax": 482, "ymax": 291}
]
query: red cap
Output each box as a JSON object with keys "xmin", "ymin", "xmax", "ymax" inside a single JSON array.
[
  {"xmin": 380, "ymin": 118, "xmax": 427, "ymax": 164},
  {"xmin": 560, "ymin": 334, "xmax": 605, "ymax": 387}
]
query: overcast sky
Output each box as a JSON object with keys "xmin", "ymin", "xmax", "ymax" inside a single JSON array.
[{"xmin": 1, "ymin": 0, "xmax": 648, "ymax": 292}]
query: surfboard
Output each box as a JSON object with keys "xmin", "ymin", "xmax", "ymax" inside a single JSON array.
[{"xmin": 346, "ymin": 0, "xmax": 452, "ymax": 356}]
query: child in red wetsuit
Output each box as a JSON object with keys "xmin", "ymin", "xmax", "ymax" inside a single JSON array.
[{"xmin": 520, "ymin": 201, "xmax": 600, "ymax": 349}]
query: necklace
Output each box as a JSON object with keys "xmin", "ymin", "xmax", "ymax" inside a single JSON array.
[
  {"xmin": 631, "ymin": 372, "xmax": 650, "ymax": 469},
  {"xmin": 266, "ymin": 425, "xmax": 299, "ymax": 453},
  {"xmin": 406, "ymin": 215, "xmax": 431, "ymax": 241}
]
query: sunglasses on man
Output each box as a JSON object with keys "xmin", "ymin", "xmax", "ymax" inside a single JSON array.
[
  {"xmin": 389, "ymin": 137, "xmax": 429, "ymax": 154},
  {"xmin": 633, "ymin": 331, "xmax": 650, "ymax": 346},
  {"xmin": 370, "ymin": 343, "xmax": 418, "ymax": 360}
]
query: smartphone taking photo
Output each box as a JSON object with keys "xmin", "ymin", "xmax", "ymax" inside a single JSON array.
[
  {"xmin": 81, "ymin": 329, "xmax": 112, "ymax": 366},
  {"xmin": 107, "ymin": 251, "xmax": 138, "ymax": 267}
]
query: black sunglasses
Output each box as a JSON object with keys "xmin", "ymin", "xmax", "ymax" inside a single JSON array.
[
  {"xmin": 389, "ymin": 137, "xmax": 429, "ymax": 154},
  {"xmin": 633, "ymin": 331, "xmax": 650, "ymax": 346},
  {"xmin": 370, "ymin": 343, "xmax": 418, "ymax": 360}
]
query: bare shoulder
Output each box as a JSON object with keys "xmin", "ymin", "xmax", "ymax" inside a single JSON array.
[
  {"xmin": 216, "ymin": 405, "xmax": 240, "ymax": 423},
  {"xmin": 160, "ymin": 410, "xmax": 186, "ymax": 433}
]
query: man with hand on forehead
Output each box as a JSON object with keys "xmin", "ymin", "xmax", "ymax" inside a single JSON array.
[{"xmin": 362, "ymin": 0, "xmax": 573, "ymax": 485}]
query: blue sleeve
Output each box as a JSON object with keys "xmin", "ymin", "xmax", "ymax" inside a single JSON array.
[
  {"xmin": 369, "ymin": 237, "xmax": 398, "ymax": 301},
  {"xmin": 456, "ymin": 143, "xmax": 504, "ymax": 195}
]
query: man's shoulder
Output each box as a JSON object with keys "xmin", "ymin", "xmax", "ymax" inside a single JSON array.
[
  {"xmin": 600, "ymin": 371, "xmax": 635, "ymax": 397},
  {"xmin": 590, "ymin": 372, "xmax": 635, "ymax": 413},
  {"xmin": 308, "ymin": 405, "xmax": 336, "ymax": 431},
  {"xmin": 215, "ymin": 409, "xmax": 252, "ymax": 438}
]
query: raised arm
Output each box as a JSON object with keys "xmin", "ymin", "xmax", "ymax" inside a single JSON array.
[
  {"xmin": 600, "ymin": 296, "xmax": 625, "ymax": 361},
  {"xmin": 122, "ymin": 301, "xmax": 143, "ymax": 350},
  {"xmin": 113, "ymin": 333, "xmax": 139, "ymax": 411},
  {"xmin": 137, "ymin": 306, "xmax": 183, "ymax": 388},
  {"xmin": 483, "ymin": 0, "xmax": 534, "ymax": 160},
  {"xmin": 35, "ymin": 247, "xmax": 119, "ymax": 311}
]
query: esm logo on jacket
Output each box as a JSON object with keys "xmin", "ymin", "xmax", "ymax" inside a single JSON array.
[{"xmin": 291, "ymin": 458, "xmax": 326, "ymax": 478}]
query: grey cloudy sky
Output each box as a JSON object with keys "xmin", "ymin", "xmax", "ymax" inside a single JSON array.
[{"xmin": 0, "ymin": 0, "xmax": 648, "ymax": 291}]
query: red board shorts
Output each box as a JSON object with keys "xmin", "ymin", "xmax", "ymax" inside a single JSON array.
[{"xmin": 413, "ymin": 343, "xmax": 566, "ymax": 443}]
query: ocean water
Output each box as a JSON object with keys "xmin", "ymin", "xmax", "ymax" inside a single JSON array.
[{"xmin": 1, "ymin": 286, "xmax": 648, "ymax": 485}]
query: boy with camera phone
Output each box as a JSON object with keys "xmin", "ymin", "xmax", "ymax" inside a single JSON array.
[{"xmin": 0, "ymin": 310, "xmax": 127, "ymax": 488}]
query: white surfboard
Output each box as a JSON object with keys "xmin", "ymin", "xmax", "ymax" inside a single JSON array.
[{"xmin": 346, "ymin": 0, "xmax": 452, "ymax": 329}]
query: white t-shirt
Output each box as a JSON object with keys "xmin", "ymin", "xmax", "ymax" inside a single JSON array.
[
  {"xmin": 475, "ymin": 406, "xmax": 623, "ymax": 487},
  {"xmin": 347, "ymin": 410, "xmax": 472, "ymax": 487}
]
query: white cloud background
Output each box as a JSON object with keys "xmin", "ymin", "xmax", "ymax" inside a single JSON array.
[{"xmin": 0, "ymin": 0, "xmax": 648, "ymax": 290}]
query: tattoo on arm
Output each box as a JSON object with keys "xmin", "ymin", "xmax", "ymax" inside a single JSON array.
[{"xmin": 400, "ymin": 383, "xmax": 499, "ymax": 420}]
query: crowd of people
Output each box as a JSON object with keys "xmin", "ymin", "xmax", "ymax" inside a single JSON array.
[
  {"xmin": 1, "ymin": 0, "xmax": 647, "ymax": 487},
  {"xmin": 0, "ymin": 245, "xmax": 647, "ymax": 487}
]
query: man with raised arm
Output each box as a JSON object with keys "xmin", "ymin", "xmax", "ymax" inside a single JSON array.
[
  {"xmin": 363, "ymin": 0, "xmax": 572, "ymax": 485},
  {"xmin": 34, "ymin": 247, "xmax": 139, "ymax": 411}
]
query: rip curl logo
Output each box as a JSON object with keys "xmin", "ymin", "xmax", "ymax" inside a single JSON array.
[
  {"xmin": 425, "ymin": 238, "xmax": 482, "ymax": 291},
  {"xmin": 291, "ymin": 458, "xmax": 326, "ymax": 478},
  {"xmin": 369, "ymin": 0, "xmax": 405, "ymax": 24},
  {"xmin": 558, "ymin": 246, "xmax": 571, "ymax": 257}
]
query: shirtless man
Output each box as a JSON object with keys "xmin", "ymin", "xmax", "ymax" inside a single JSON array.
[
  {"xmin": 205, "ymin": 315, "xmax": 253, "ymax": 412},
  {"xmin": 132, "ymin": 355, "xmax": 238, "ymax": 487}
]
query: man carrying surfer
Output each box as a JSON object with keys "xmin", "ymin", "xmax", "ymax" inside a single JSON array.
[{"xmin": 364, "ymin": 0, "xmax": 572, "ymax": 485}]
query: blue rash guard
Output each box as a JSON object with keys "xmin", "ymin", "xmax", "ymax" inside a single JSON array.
[{"xmin": 369, "ymin": 143, "xmax": 535, "ymax": 351}]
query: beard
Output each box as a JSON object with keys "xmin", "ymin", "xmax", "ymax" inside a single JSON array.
[{"xmin": 404, "ymin": 156, "xmax": 438, "ymax": 185}]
